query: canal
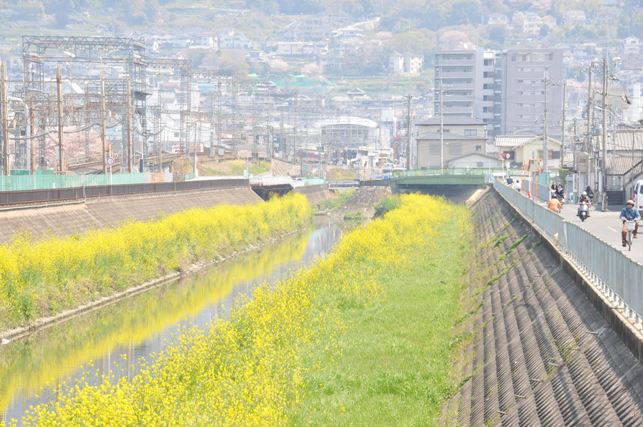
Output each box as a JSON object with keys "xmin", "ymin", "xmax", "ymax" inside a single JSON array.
[{"xmin": 0, "ymin": 220, "xmax": 343, "ymax": 424}]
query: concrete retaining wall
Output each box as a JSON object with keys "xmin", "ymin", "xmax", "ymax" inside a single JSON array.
[
  {"xmin": 494, "ymin": 187, "xmax": 643, "ymax": 363},
  {"xmin": 0, "ymin": 187, "xmax": 262, "ymax": 243},
  {"xmin": 293, "ymin": 185, "xmax": 332, "ymax": 206}
]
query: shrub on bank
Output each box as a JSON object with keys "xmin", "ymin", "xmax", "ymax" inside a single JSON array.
[{"xmin": 0, "ymin": 194, "xmax": 311, "ymax": 330}]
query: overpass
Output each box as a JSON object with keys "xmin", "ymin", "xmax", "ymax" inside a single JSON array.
[{"xmin": 392, "ymin": 168, "xmax": 498, "ymax": 203}]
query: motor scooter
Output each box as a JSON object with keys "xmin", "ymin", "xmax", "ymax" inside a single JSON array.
[{"xmin": 577, "ymin": 201, "xmax": 589, "ymax": 222}]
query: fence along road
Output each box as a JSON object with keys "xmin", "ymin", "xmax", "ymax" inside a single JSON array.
[{"xmin": 494, "ymin": 182, "xmax": 643, "ymax": 333}]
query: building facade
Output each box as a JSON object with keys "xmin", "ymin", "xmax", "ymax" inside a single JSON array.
[
  {"xmin": 434, "ymin": 50, "xmax": 501, "ymax": 137},
  {"xmin": 415, "ymin": 118, "xmax": 487, "ymax": 168},
  {"xmin": 390, "ymin": 53, "xmax": 424, "ymax": 76},
  {"xmin": 498, "ymin": 48, "xmax": 564, "ymax": 137}
]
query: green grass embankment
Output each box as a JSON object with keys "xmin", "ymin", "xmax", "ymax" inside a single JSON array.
[{"xmin": 291, "ymin": 197, "xmax": 472, "ymax": 425}]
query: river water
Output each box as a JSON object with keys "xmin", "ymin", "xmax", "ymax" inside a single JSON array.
[{"xmin": 0, "ymin": 220, "xmax": 342, "ymax": 424}]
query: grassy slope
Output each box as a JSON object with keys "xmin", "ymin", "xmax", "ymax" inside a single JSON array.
[
  {"xmin": 198, "ymin": 159, "xmax": 270, "ymax": 176},
  {"xmin": 291, "ymin": 207, "xmax": 471, "ymax": 425}
]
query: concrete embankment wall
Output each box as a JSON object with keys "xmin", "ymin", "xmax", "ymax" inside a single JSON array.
[
  {"xmin": 444, "ymin": 190, "xmax": 643, "ymax": 426},
  {"xmin": 0, "ymin": 186, "xmax": 261, "ymax": 243},
  {"xmin": 292, "ymin": 185, "xmax": 332, "ymax": 206}
]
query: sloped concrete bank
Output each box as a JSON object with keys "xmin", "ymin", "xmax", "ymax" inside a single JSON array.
[
  {"xmin": 0, "ymin": 186, "xmax": 262, "ymax": 243},
  {"xmin": 443, "ymin": 191, "xmax": 643, "ymax": 426},
  {"xmin": 293, "ymin": 184, "xmax": 332, "ymax": 206}
]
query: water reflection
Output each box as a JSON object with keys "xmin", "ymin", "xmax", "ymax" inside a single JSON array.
[{"xmin": 0, "ymin": 223, "xmax": 341, "ymax": 424}]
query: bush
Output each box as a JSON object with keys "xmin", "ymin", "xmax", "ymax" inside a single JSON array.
[{"xmin": 373, "ymin": 196, "xmax": 401, "ymax": 217}]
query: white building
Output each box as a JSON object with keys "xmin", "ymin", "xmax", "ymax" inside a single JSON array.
[{"xmin": 389, "ymin": 53, "xmax": 424, "ymax": 76}]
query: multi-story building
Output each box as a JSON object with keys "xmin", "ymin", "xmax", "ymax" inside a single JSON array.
[
  {"xmin": 498, "ymin": 48, "xmax": 564, "ymax": 137},
  {"xmin": 434, "ymin": 50, "xmax": 480, "ymax": 121},
  {"xmin": 434, "ymin": 50, "xmax": 500, "ymax": 137},
  {"xmin": 434, "ymin": 48, "xmax": 564, "ymax": 138},
  {"xmin": 390, "ymin": 53, "xmax": 424, "ymax": 76}
]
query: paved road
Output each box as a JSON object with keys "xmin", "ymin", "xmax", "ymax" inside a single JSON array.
[{"xmin": 557, "ymin": 202, "xmax": 643, "ymax": 263}]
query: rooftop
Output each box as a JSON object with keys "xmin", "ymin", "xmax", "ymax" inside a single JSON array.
[
  {"xmin": 416, "ymin": 117, "xmax": 486, "ymax": 126},
  {"xmin": 495, "ymin": 135, "xmax": 562, "ymax": 148}
]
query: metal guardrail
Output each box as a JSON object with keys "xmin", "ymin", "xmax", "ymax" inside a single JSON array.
[
  {"xmin": 328, "ymin": 180, "xmax": 360, "ymax": 189},
  {"xmin": 0, "ymin": 172, "xmax": 175, "ymax": 192},
  {"xmin": 394, "ymin": 168, "xmax": 506, "ymax": 177},
  {"xmin": 495, "ymin": 182, "xmax": 643, "ymax": 331},
  {"xmin": 0, "ymin": 178, "xmax": 249, "ymax": 206},
  {"xmin": 395, "ymin": 174, "xmax": 487, "ymax": 185}
]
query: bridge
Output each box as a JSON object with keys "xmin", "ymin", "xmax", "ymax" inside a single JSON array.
[
  {"xmin": 393, "ymin": 168, "xmax": 500, "ymax": 186},
  {"xmin": 391, "ymin": 168, "xmax": 499, "ymax": 203}
]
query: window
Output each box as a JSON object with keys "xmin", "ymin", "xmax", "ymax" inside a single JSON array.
[
  {"xmin": 484, "ymin": 59, "xmax": 493, "ymax": 66},
  {"xmin": 174, "ymin": 132, "xmax": 180, "ymax": 137},
  {"xmin": 475, "ymin": 145, "xmax": 482, "ymax": 152},
  {"xmin": 483, "ymin": 71, "xmax": 493, "ymax": 78},
  {"xmin": 483, "ymin": 83, "xmax": 493, "ymax": 89},
  {"xmin": 464, "ymin": 129, "xmax": 477, "ymax": 136},
  {"xmin": 476, "ymin": 161, "xmax": 484, "ymax": 167}
]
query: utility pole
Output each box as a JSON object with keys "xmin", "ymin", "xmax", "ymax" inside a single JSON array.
[
  {"xmin": 193, "ymin": 121, "xmax": 198, "ymax": 177},
  {"xmin": 100, "ymin": 71, "xmax": 107, "ymax": 174},
  {"xmin": 0, "ymin": 61, "xmax": 8, "ymax": 176},
  {"xmin": 573, "ymin": 118, "xmax": 578, "ymax": 197},
  {"xmin": 126, "ymin": 78, "xmax": 133, "ymax": 173},
  {"xmin": 216, "ymin": 81, "xmax": 222, "ymax": 157},
  {"xmin": 543, "ymin": 71, "xmax": 549, "ymax": 173},
  {"xmin": 405, "ymin": 94, "xmax": 412, "ymax": 171},
  {"xmin": 29, "ymin": 97, "xmax": 35, "ymax": 174},
  {"xmin": 56, "ymin": 66, "xmax": 65, "ymax": 173},
  {"xmin": 601, "ymin": 58, "xmax": 608, "ymax": 211},
  {"xmin": 586, "ymin": 64, "xmax": 593, "ymax": 152},
  {"xmin": 209, "ymin": 91, "xmax": 214, "ymax": 157},
  {"xmin": 561, "ymin": 80, "xmax": 566, "ymax": 168},
  {"xmin": 439, "ymin": 80, "xmax": 445, "ymax": 170},
  {"xmin": 586, "ymin": 62, "xmax": 597, "ymax": 191}
]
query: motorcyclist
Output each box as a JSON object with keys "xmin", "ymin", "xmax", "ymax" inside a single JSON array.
[
  {"xmin": 579, "ymin": 191, "xmax": 591, "ymax": 204},
  {"xmin": 620, "ymin": 200, "xmax": 640, "ymax": 247},
  {"xmin": 555, "ymin": 184, "xmax": 565, "ymax": 202},
  {"xmin": 578, "ymin": 191, "xmax": 591, "ymax": 218},
  {"xmin": 585, "ymin": 185, "xmax": 594, "ymax": 201}
]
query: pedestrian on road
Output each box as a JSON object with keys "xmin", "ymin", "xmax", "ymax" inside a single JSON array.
[
  {"xmin": 619, "ymin": 200, "xmax": 640, "ymax": 247},
  {"xmin": 547, "ymin": 197, "xmax": 562, "ymax": 213}
]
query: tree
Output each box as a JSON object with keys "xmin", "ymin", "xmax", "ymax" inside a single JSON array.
[
  {"xmin": 46, "ymin": 0, "xmax": 76, "ymax": 28},
  {"xmin": 14, "ymin": 0, "xmax": 45, "ymax": 20},
  {"xmin": 446, "ymin": 0, "xmax": 482, "ymax": 26},
  {"xmin": 539, "ymin": 24, "xmax": 550, "ymax": 37},
  {"xmin": 489, "ymin": 26, "xmax": 505, "ymax": 44},
  {"xmin": 277, "ymin": 0, "xmax": 323, "ymax": 14}
]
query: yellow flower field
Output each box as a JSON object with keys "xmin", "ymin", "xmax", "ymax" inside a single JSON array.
[
  {"xmin": 0, "ymin": 194, "xmax": 311, "ymax": 330},
  {"xmin": 8, "ymin": 194, "xmax": 469, "ymax": 426}
]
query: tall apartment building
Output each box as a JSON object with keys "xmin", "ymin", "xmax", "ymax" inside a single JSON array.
[
  {"xmin": 498, "ymin": 48, "xmax": 564, "ymax": 137},
  {"xmin": 434, "ymin": 48, "xmax": 564, "ymax": 138},
  {"xmin": 434, "ymin": 50, "xmax": 500, "ymax": 136}
]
